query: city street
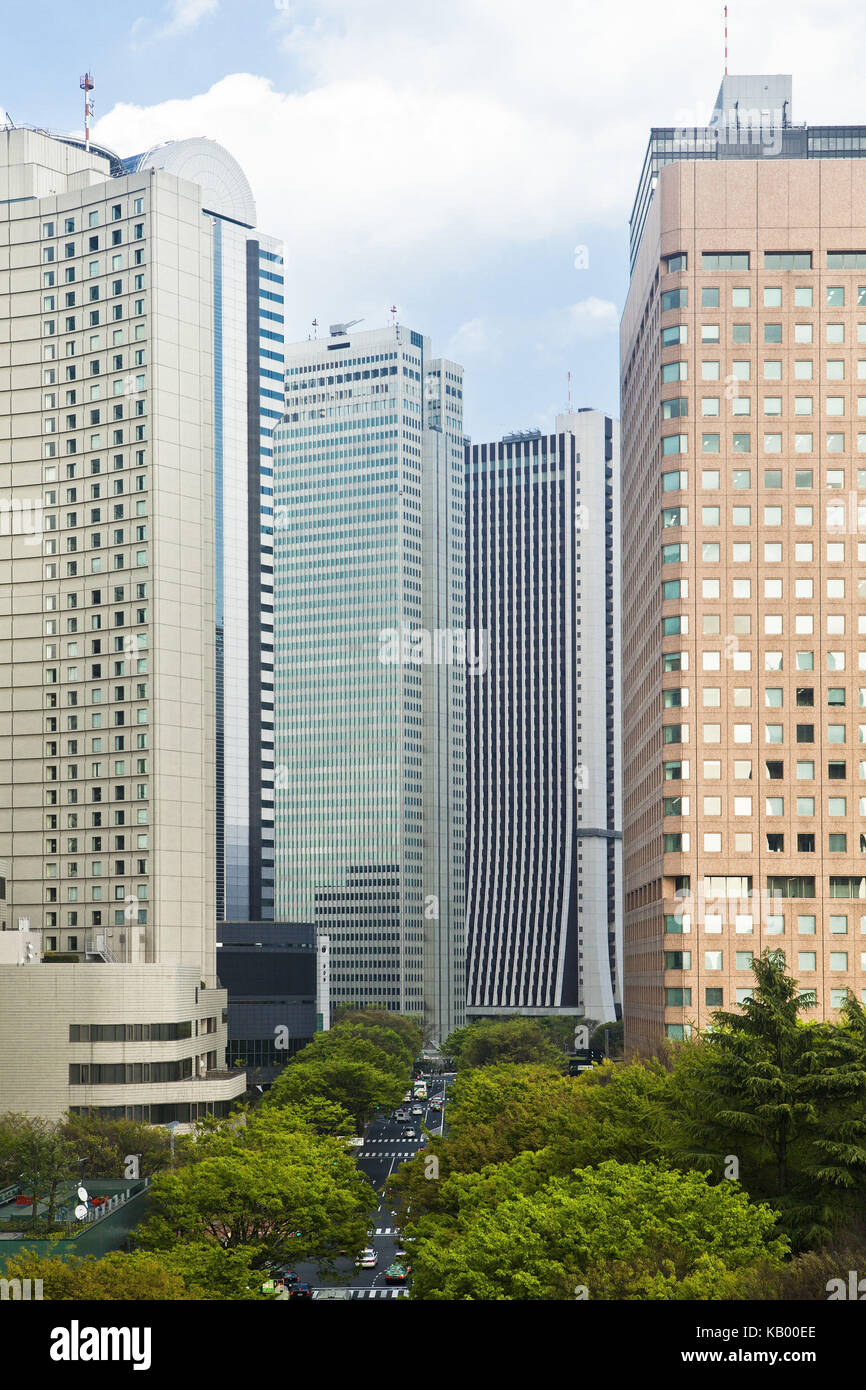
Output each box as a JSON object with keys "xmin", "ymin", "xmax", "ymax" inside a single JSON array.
[{"xmin": 284, "ymin": 1074, "xmax": 451, "ymax": 1300}]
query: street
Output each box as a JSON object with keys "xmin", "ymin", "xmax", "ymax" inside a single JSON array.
[{"xmin": 284, "ymin": 1073, "xmax": 451, "ymax": 1299}]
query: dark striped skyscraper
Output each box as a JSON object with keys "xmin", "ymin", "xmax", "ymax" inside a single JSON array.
[{"xmin": 465, "ymin": 410, "xmax": 622, "ymax": 1025}]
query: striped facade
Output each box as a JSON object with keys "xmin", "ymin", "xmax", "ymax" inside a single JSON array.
[{"xmin": 465, "ymin": 411, "xmax": 622, "ymax": 1022}]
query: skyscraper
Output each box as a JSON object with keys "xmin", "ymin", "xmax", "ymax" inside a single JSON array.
[
  {"xmin": 120, "ymin": 139, "xmax": 281, "ymax": 924},
  {"xmin": 272, "ymin": 322, "xmax": 465, "ymax": 1041},
  {"xmin": 0, "ymin": 125, "xmax": 246, "ymax": 1119},
  {"xmin": 622, "ymin": 76, "xmax": 866, "ymax": 1053},
  {"xmin": 465, "ymin": 411, "xmax": 622, "ymax": 1024}
]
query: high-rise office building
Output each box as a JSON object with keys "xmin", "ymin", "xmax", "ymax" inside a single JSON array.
[
  {"xmin": 465, "ymin": 411, "xmax": 622, "ymax": 1024},
  {"xmin": 272, "ymin": 322, "xmax": 465, "ymax": 1042},
  {"xmin": 120, "ymin": 139, "xmax": 281, "ymax": 924},
  {"xmin": 622, "ymin": 76, "xmax": 866, "ymax": 1053},
  {"xmin": 0, "ymin": 125, "xmax": 246, "ymax": 1118}
]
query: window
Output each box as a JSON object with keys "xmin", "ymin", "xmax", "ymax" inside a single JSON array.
[
  {"xmin": 664, "ymin": 253, "xmax": 687, "ymax": 272},
  {"xmin": 662, "ymin": 325, "xmax": 687, "ymax": 346},
  {"xmin": 702, "ymin": 253, "xmax": 750, "ymax": 270},
  {"xmin": 702, "ymin": 287, "xmax": 720, "ymax": 307},
  {"xmin": 662, "ymin": 288, "xmax": 687, "ymax": 311},
  {"xmin": 764, "ymin": 252, "xmax": 813, "ymax": 269},
  {"xmin": 665, "ymin": 988, "xmax": 691, "ymax": 1006}
]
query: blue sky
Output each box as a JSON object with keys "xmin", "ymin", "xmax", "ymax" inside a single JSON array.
[{"xmin": 4, "ymin": 0, "xmax": 866, "ymax": 440}]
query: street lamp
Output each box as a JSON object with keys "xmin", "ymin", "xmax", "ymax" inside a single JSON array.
[{"xmin": 164, "ymin": 1121, "xmax": 181, "ymax": 1171}]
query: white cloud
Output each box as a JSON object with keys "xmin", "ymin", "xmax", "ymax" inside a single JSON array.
[
  {"xmin": 131, "ymin": 0, "xmax": 219, "ymax": 46},
  {"xmin": 92, "ymin": 0, "xmax": 866, "ymax": 431}
]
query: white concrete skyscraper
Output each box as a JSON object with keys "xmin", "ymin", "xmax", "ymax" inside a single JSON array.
[
  {"xmin": 272, "ymin": 322, "xmax": 466, "ymax": 1042},
  {"xmin": 465, "ymin": 410, "xmax": 622, "ymax": 1025},
  {"xmin": 0, "ymin": 125, "xmax": 249, "ymax": 1118}
]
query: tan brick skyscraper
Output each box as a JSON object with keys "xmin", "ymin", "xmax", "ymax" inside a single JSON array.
[{"xmin": 622, "ymin": 77, "xmax": 866, "ymax": 1053}]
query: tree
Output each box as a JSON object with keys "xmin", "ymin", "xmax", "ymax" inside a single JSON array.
[
  {"xmin": 589, "ymin": 1020, "xmax": 624, "ymax": 1058},
  {"xmin": 266, "ymin": 1056, "xmax": 403, "ymax": 1132},
  {"xmin": 406, "ymin": 1160, "xmax": 789, "ymax": 1300},
  {"xmin": 2, "ymin": 1245, "xmax": 264, "ymax": 1300},
  {"xmin": 0, "ymin": 1114, "xmax": 78, "ymax": 1226},
  {"xmin": 443, "ymin": 1018, "xmax": 569, "ymax": 1071},
  {"xmin": 391, "ymin": 1059, "xmax": 673, "ymax": 1225},
  {"xmin": 668, "ymin": 952, "xmax": 866, "ymax": 1245},
  {"xmin": 333, "ymin": 1008, "xmax": 423, "ymax": 1057},
  {"xmin": 60, "ymin": 1113, "xmax": 188, "ymax": 1178},
  {"xmin": 134, "ymin": 1120, "xmax": 374, "ymax": 1269}
]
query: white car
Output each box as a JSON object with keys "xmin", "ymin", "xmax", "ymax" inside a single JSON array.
[
  {"xmin": 404, "ymin": 1128, "xmax": 417, "ymax": 1140},
  {"xmin": 356, "ymin": 1248, "xmax": 378, "ymax": 1268}
]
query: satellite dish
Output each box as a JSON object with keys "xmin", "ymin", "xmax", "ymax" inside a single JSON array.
[
  {"xmin": 74, "ymin": 1204, "xmax": 89, "ymax": 1220},
  {"xmin": 77, "ymin": 1186, "xmax": 88, "ymax": 1202}
]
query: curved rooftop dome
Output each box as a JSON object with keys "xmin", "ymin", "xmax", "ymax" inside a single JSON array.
[{"xmin": 123, "ymin": 137, "xmax": 256, "ymax": 227}]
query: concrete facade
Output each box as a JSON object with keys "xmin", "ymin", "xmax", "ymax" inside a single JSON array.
[
  {"xmin": 622, "ymin": 97, "xmax": 866, "ymax": 1052},
  {"xmin": 0, "ymin": 127, "xmax": 245, "ymax": 1117}
]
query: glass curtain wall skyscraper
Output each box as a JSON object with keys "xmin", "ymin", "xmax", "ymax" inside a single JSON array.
[{"xmin": 272, "ymin": 322, "xmax": 465, "ymax": 1041}]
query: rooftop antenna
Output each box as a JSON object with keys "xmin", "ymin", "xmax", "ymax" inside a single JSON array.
[
  {"xmin": 80, "ymin": 72, "xmax": 94, "ymax": 151},
  {"xmin": 567, "ymin": 370, "xmax": 572, "ymax": 414},
  {"xmin": 312, "ymin": 317, "xmax": 318, "ymax": 340},
  {"xmin": 724, "ymin": 5, "xmax": 728, "ymax": 76},
  {"xmin": 390, "ymin": 303, "xmax": 398, "ymax": 329}
]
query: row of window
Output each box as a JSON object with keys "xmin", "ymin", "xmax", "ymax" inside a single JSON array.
[
  {"xmin": 662, "ymin": 322, "xmax": 866, "ymax": 347},
  {"xmin": 665, "ymin": 830, "xmax": 866, "ymax": 853},
  {"xmin": 668, "ymin": 950, "xmax": 862, "ymax": 973},
  {"xmin": 663, "ymin": 251, "xmax": 866, "ymax": 272},
  {"xmin": 69, "ymin": 1022, "xmax": 195, "ymax": 1042}
]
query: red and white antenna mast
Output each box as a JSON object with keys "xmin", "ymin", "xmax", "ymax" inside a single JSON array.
[
  {"xmin": 567, "ymin": 370, "xmax": 572, "ymax": 413},
  {"xmin": 80, "ymin": 72, "xmax": 94, "ymax": 151},
  {"xmin": 390, "ymin": 303, "xmax": 398, "ymax": 330},
  {"xmin": 311, "ymin": 317, "xmax": 318, "ymax": 340}
]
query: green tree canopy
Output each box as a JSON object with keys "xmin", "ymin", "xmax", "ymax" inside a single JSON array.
[
  {"xmin": 443, "ymin": 1018, "xmax": 569, "ymax": 1072},
  {"xmin": 134, "ymin": 1120, "xmax": 374, "ymax": 1270},
  {"xmin": 406, "ymin": 1160, "xmax": 788, "ymax": 1300},
  {"xmin": 667, "ymin": 951, "xmax": 866, "ymax": 1245}
]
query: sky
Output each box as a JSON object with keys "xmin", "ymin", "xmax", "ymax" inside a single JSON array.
[{"xmin": 3, "ymin": 0, "xmax": 866, "ymax": 440}]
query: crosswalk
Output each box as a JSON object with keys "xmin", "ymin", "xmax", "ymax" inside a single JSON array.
[
  {"xmin": 358, "ymin": 1148, "xmax": 417, "ymax": 1159},
  {"xmin": 374, "ymin": 1226, "xmax": 396, "ymax": 1235},
  {"xmin": 353, "ymin": 1287, "xmax": 409, "ymax": 1299}
]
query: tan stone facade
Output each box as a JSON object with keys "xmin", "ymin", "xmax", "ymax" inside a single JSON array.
[
  {"xmin": 0, "ymin": 129, "xmax": 244, "ymax": 1117},
  {"xmin": 622, "ymin": 158, "xmax": 866, "ymax": 1053}
]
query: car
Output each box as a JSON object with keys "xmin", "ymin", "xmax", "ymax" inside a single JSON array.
[
  {"xmin": 394, "ymin": 1109, "xmax": 407, "ymax": 1121},
  {"xmin": 411, "ymin": 1104, "xmax": 424, "ymax": 1116},
  {"xmin": 403, "ymin": 1127, "xmax": 417, "ymax": 1140},
  {"xmin": 385, "ymin": 1262, "xmax": 410, "ymax": 1285},
  {"xmin": 356, "ymin": 1247, "xmax": 378, "ymax": 1268},
  {"xmin": 287, "ymin": 1282, "xmax": 313, "ymax": 1299}
]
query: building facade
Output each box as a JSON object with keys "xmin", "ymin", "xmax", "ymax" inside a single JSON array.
[
  {"xmin": 622, "ymin": 76, "xmax": 866, "ymax": 1052},
  {"xmin": 0, "ymin": 126, "xmax": 245, "ymax": 1118},
  {"xmin": 465, "ymin": 412, "xmax": 622, "ymax": 1024},
  {"xmin": 217, "ymin": 919, "xmax": 317, "ymax": 1082},
  {"xmin": 121, "ymin": 140, "xmax": 280, "ymax": 924},
  {"xmin": 272, "ymin": 323, "xmax": 465, "ymax": 1042}
]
